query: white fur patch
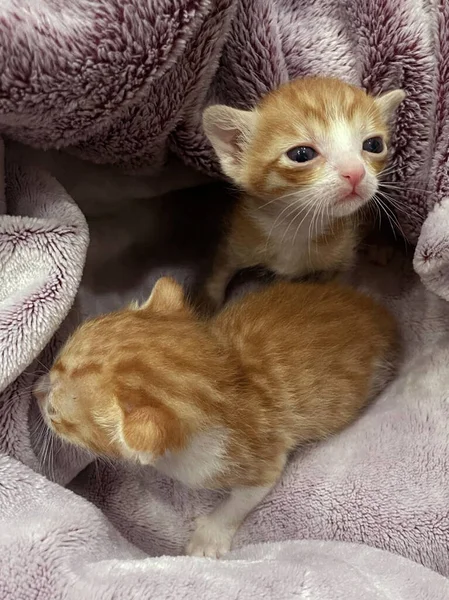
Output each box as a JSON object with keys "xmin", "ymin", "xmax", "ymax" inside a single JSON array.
[
  {"xmin": 186, "ymin": 485, "xmax": 273, "ymax": 558},
  {"xmin": 154, "ymin": 428, "xmax": 229, "ymax": 488}
]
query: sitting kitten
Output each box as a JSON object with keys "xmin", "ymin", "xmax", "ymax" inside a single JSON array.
[
  {"xmin": 202, "ymin": 77, "xmax": 405, "ymax": 308},
  {"xmin": 35, "ymin": 277, "xmax": 399, "ymax": 558}
]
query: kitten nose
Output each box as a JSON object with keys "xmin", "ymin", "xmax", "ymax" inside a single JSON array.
[{"xmin": 340, "ymin": 165, "xmax": 365, "ymax": 189}]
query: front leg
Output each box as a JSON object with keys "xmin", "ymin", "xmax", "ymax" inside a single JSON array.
[
  {"xmin": 203, "ymin": 261, "xmax": 237, "ymax": 312},
  {"xmin": 202, "ymin": 206, "xmax": 265, "ymax": 314},
  {"xmin": 186, "ymin": 484, "xmax": 275, "ymax": 559}
]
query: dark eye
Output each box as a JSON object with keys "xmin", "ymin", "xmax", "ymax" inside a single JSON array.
[
  {"xmin": 47, "ymin": 404, "xmax": 57, "ymax": 416},
  {"xmin": 286, "ymin": 146, "xmax": 317, "ymax": 163},
  {"xmin": 363, "ymin": 137, "xmax": 384, "ymax": 154}
]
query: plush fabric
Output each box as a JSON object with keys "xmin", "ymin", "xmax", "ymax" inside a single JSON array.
[
  {"xmin": 2, "ymin": 457, "xmax": 449, "ymax": 600},
  {"xmin": 1, "ymin": 1, "xmax": 449, "ymax": 597},
  {"xmin": 1, "ymin": 144, "xmax": 449, "ymax": 597},
  {"xmin": 0, "ymin": 1, "xmax": 448, "ymax": 244}
]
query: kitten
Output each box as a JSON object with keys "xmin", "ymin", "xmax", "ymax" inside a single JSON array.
[
  {"xmin": 202, "ymin": 77, "xmax": 405, "ymax": 308},
  {"xmin": 35, "ymin": 277, "xmax": 399, "ymax": 558}
]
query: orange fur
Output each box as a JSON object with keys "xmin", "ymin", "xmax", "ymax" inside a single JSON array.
[
  {"xmin": 202, "ymin": 77, "xmax": 405, "ymax": 308},
  {"xmin": 35, "ymin": 277, "xmax": 399, "ymax": 557}
]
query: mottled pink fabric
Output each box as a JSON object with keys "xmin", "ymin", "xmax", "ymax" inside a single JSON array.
[
  {"xmin": 1, "ymin": 1, "xmax": 449, "ymax": 598},
  {"xmin": 2, "ymin": 150, "xmax": 449, "ymax": 596},
  {"xmin": 0, "ymin": 0, "xmax": 448, "ymax": 243}
]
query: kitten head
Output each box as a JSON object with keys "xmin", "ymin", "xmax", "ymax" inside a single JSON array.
[
  {"xmin": 34, "ymin": 278, "xmax": 220, "ymax": 463},
  {"xmin": 203, "ymin": 77, "xmax": 405, "ymax": 219}
]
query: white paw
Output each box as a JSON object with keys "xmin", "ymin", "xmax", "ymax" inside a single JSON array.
[{"xmin": 185, "ymin": 516, "xmax": 235, "ymax": 559}]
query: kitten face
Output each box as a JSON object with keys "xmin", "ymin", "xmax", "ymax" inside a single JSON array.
[
  {"xmin": 203, "ymin": 77, "xmax": 405, "ymax": 220},
  {"xmin": 34, "ymin": 364, "xmax": 124, "ymax": 457},
  {"xmin": 33, "ymin": 279, "xmax": 215, "ymax": 463}
]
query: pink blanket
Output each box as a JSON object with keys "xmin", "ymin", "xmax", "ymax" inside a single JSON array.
[
  {"xmin": 1, "ymin": 1, "xmax": 449, "ymax": 597},
  {"xmin": 1, "ymin": 1, "xmax": 448, "ymax": 245}
]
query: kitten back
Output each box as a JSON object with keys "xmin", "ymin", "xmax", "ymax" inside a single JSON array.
[{"xmin": 38, "ymin": 277, "xmax": 399, "ymax": 490}]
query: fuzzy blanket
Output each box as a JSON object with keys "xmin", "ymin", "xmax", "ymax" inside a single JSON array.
[
  {"xmin": 1, "ymin": 1, "xmax": 448, "ymax": 243},
  {"xmin": 1, "ymin": 0, "xmax": 449, "ymax": 598},
  {"xmin": 2, "ymin": 146, "xmax": 449, "ymax": 599}
]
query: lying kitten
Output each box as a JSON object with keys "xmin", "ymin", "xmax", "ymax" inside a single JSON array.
[
  {"xmin": 202, "ymin": 77, "xmax": 405, "ymax": 307},
  {"xmin": 35, "ymin": 277, "xmax": 399, "ymax": 558}
]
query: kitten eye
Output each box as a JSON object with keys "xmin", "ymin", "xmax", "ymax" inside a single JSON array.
[
  {"xmin": 286, "ymin": 146, "xmax": 317, "ymax": 163},
  {"xmin": 363, "ymin": 137, "xmax": 384, "ymax": 154}
]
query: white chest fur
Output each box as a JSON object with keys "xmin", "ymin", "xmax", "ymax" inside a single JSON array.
[
  {"xmin": 254, "ymin": 207, "xmax": 330, "ymax": 276},
  {"xmin": 153, "ymin": 428, "xmax": 229, "ymax": 488}
]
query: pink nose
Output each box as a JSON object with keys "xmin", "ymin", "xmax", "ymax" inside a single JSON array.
[{"xmin": 340, "ymin": 165, "xmax": 365, "ymax": 189}]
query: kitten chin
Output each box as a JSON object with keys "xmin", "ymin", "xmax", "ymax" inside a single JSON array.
[
  {"xmin": 201, "ymin": 76, "xmax": 405, "ymax": 310},
  {"xmin": 36, "ymin": 276, "xmax": 399, "ymax": 558}
]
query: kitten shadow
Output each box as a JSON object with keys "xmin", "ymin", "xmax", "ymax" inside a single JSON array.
[{"xmin": 82, "ymin": 182, "xmax": 237, "ymax": 298}]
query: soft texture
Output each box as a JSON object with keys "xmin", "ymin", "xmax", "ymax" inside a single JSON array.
[
  {"xmin": 1, "ymin": 456, "xmax": 449, "ymax": 600},
  {"xmin": 1, "ymin": 141, "xmax": 449, "ymax": 595},
  {"xmin": 1, "ymin": 0, "xmax": 449, "ymax": 597},
  {"xmin": 201, "ymin": 77, "xmax": 404, "ymax": 309},
  {"xmin": 0, "ymin": 1, "xmax": 448, "ymax": 241}
]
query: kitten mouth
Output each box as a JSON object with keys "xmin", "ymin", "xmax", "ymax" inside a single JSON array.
[
  {"xmin": 333, "ymin": 192, "xmax": 367, "ymax": 215},
  {"xmin": 341, "ymin": 187, "xmax": 362, "ymax": 201},
  {"xmin": 339, "ymin": 191, "xmax": 362, "ymax": 203}
]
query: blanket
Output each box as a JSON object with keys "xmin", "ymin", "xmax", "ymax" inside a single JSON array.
[
  {"xmin": 1, "ymin": 0, "xmax": 449, "ymax": 598},
  {"xmin": 1, "ymin": 145, "xmax": 449, "ymax": 597},
  {"xmin": 0, "ymin": 1, "xmax": 448, "ymax": 258}
]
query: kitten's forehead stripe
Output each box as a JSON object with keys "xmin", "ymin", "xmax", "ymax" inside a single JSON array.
[
  {"xmin": 71, "ymin": 363, "xmax": 102, "ymax": 377},
  {"xmin": 256, "ymin": 77, "xmax": 386, "ymax": 138}
]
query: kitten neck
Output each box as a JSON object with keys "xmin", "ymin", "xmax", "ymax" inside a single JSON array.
[{"xmin": 245, "ymin": 191, "xmax": 333, "ymax": 246}]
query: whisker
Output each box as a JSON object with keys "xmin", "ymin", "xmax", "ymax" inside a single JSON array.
[
  {"xmin": 290, "ymin": 197, "xmax": 319, "ymax": 257},
  {"xmin": 378, "ymin": 164, "xmax": 408, "ymax": 176},
  {"xmin": 376, "ymin": 190, "xmax": 423, "ymax": 223},
  {"xmin": 381, "ymin": 201, "xmax": 422, "ymax": 225},
  {"xmin": 373, "ymin": 195, "xmax": 408, "ymax": 249},
  {"xmin": 282, "ymin": 198, "xmax": 313, "ymax": 242},
  {"xmin": 264, "ymin": 191, "xmax": 319, "ymax": 252},
  {"xmin": 378, "ymin": 183, "xmax": 434, "ymax": 195},
  {"xmin": 280, "ymin": 196, "xmax": 319, "ymax": 246},
  {"xmin": 307, "ymin": 200, "xmax": 322, "ymax": 264},
  {"xmin": 34, "ymin": 358, "xmax": 50, "ymax": 373},
  {"xmin": 377, "ymin": 162, "xmax": 413, "ymax": 178},
  {"xmin": 49, "ymin": 435, "xmax": 55, "ymax": 481},
  {"xmin": 257, "ymin": 186, "xmax": 315, "ymax": 210}
]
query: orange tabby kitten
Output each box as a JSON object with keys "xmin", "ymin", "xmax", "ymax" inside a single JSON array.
[
  {"xmin": 202, "ymin": 77, "xmax": 405, "ymax": 307},
  {"xmin": 35, "ymin": 277, "xmax": 399, "ymax": 558}
]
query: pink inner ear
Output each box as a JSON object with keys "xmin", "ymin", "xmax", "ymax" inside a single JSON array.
[{"xmin": 216, "ymin": 125, "xmax": 240, "ymax": 146}]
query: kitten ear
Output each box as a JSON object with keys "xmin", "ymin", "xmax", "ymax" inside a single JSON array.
[
  {"xmin": 120, "ymin": 406, "xmax": 167, "ymax": 458},
  {"xmin": 139, "ymin": 277, "xmax": 186, "ymax": 314},
  {"xmin": 375, "ymin": 89, "xmax": 406, "ymax": 121},
  {"xmin": 119, "ymin": 402, "xmax": 184, "ymax": 460},
  {"xmin": 33, "ymin": 374, "xmax": 50, "ymax": 403},
  {"xmin": 203, "ymin": 105, "xmax": 257, "ymax": 181}
]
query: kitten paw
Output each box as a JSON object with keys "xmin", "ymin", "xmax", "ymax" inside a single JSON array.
[{"xmin": 185, "ymin": 516, "xmax": 234, "ymax": 559}]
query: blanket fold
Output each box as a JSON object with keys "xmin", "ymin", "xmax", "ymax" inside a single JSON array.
[
  {"xmin": 1, "ymin": 457, "xmax": 449, "ymax": 600},
  {"xmin": 0, "ymin": 146, "xmax": 89, "ymax": 393},
  {"xmin": 1, "ymin": 1, "xmax": 449, "ymax": 598}
]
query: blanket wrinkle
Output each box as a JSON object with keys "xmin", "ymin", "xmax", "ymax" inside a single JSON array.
[
  {"xmin": 1, "ymin": 1, "xmax": 447, "ymax": 241},
  {"xmin": 1, "ymin": 1, "xmax": 449, "ymax": 597},
  {"xmin": 2, "ymin": 454, "xmax": 449, "ymax": 600}
]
